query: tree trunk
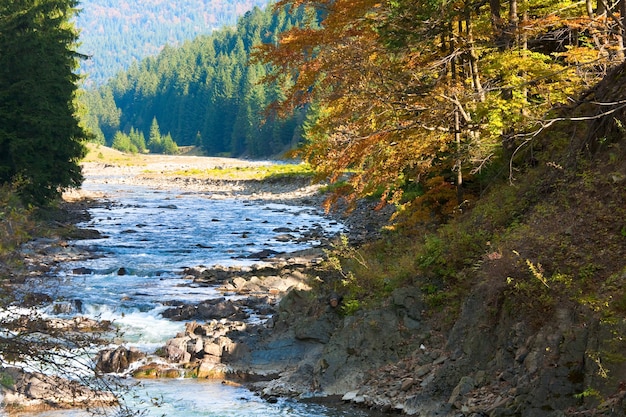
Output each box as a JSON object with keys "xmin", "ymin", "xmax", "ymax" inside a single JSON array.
[
  {"xmin": 466, "ymin": 10, "xmax": 485, "ymax": 102},
  {"xmin": 521, "ymin": 0, "xmax": 528, "ymax": 110},
  {"xmin": 489, "ymin": 0, "xmax": 506, "ymax": 49},
  {"xmin": 615, "ymin": 0, "xmax": 626, "ymax": 61},
  {"xmin": 586, "ymin": 0, "xmax": 595, "ymax": 17},
  {"xmin": 621, "ymin": 0, "xmax": 626, "ymax": 61},
  {"xmin": 449, "ymin": 20, "xmax": 457, "ymax": 80},
  {"xmin": 454, "ymin": 109, "xmax": 464, "ymax": 206},
  {"xmin": 508, "ymin": 0, "xmax": 518, "ymax": 49}
]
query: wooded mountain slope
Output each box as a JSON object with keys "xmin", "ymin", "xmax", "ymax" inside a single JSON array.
[
  {"xmin": 82, "ymin": 4, "xmax": 315, "ymax": 157},
  {"xmin": 76, "ymin": 0, "xmax": 270, "ymax": 86}
]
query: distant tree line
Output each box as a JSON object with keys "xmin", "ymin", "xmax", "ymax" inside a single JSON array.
[
  {"xmin": 82, "ymin": 4, "xmax": 317, "ymax": 158},
  {"xmin": 76, "ymin": 0, "xmax": 271, "ymax": 87}
]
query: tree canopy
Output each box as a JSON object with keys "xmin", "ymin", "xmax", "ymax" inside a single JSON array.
[
  {"xmin": 0, "ymin": 0, "xmax": 88, "ymax": 206},
  {"xmin": 254, "ymin": 0, "xmax": 621, "ymax": 217}
]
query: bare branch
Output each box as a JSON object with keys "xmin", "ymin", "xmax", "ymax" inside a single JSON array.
[{"xmin": 508, "ymin": 101, "xmax": 626, "ymax": 182}]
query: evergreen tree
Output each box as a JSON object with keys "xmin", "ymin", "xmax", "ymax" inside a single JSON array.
[
  {"xmin": 161, "ymin": 133, "xmax": 178, "ymax": 155},
  {"xmin": 0, "ymin": 0, "xmax": 88, "ymax": 205},
  {"xmin": 147, "ymin": 117, "xmax": 163, "ymax": 153},
  {"xmin": 111, "ymin": 131, "xmax": 135, "ymax": 153},
  {"xmin": 129, "ymin": 127, "xmax": 147, "ymax": 153}
]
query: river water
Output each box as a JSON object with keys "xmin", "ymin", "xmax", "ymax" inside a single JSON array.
[{"xmin": 15, "ymin": 177, "xmax": 377, "ymax": 417}]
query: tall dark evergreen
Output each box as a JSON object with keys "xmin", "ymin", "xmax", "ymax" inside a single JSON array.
[{"xmin": 0, "ymin": 0, "xmax": 88, "ymax": 205}]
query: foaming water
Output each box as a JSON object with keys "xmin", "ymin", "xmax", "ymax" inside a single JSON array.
[
  {"xmin": 46, "ymin": 181, "xmax": 344, "ymax": 348},
  {"xmin": 19, "ymin": 180, "xmax": 365, "ymax": 417}
]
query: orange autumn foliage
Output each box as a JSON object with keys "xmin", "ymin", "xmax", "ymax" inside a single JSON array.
[{"xmin": 254, "ymin": 0, "xmax": 622, "ymax": 222}]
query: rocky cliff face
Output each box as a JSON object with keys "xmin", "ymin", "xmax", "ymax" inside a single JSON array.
[{"xmin": 246, "ymin": 270, "xmax": 626, "ymax": 416}]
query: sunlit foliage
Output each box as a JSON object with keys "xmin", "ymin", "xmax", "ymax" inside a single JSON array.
[{"xmin": 254, "ymin": 0, "xmax": 621, "ymax": 218}]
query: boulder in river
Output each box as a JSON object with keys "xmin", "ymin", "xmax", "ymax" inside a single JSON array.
[
  {"xmin": 1, "ymin": 366, "xmax": 117, "ymax": 411},
  {"xmin": 162, "ymin": 298, "xmax": 248, "ymax": 321},
  {"xmin": 95, "ymin": 346, "xmax": 146, "ymax": 374}
]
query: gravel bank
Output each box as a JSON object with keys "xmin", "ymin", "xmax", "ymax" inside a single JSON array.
[{"xmin": 68, "ymin": 157, "xmax": 395, "ymax": 244}]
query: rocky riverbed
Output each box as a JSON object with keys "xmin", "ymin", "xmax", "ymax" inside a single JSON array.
[
  {"xmin": 4, "ymin": 153, "xmax": 625, "ymax": 417},
  {"xmin": 0, "ymin": 155, "xmax": 394, "ymax": 414}
]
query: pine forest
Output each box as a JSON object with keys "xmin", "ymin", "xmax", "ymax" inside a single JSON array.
[
  {"xmin": 81, "ymin": 4, "xmax": 314, "ymax": 158},
  {"xmin": 75, "ymin": 0, "xmax": 271, "ymax": 87}
]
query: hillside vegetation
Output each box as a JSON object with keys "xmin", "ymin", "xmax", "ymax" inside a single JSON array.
[
  {"xmin": 270, "ymin": 64, "xmax": 625, "ymax": 416},
  {"xmin": 76, "ymin": 0, "xmax": 270, "ymax": 86},
  {"xmin": 81, "ymin": 4, "xmax": 314, "ymax": 158}
]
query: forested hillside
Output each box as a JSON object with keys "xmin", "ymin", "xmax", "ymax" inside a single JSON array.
[
  {"xmin": 76, "ymin": 0, "xmax": 270, "ymax": 86},
  {"xmin": 82, "ymin": 4, "xmax": 316, "ymax": 157}
]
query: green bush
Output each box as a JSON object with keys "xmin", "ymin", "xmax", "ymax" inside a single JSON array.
[{"xmin": 0, "ymin": 186, "xmax": 33, "ymax": 255}]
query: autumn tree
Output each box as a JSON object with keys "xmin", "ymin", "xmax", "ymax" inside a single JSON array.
[{"xmin": 254, "ymin": 0, "xmax": 615, "ymax": 221}]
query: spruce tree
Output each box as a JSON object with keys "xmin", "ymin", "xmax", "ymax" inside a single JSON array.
[
  {"xmin": 0, "ymin": 0, "xmax": 88, "ymax": 205},
  {"xmin": 147, "ymin": 117, "xmax": 163, "ymax": 153}
]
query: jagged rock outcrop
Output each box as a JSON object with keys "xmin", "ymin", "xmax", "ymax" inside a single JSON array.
[
  {"xmin": 95, "ymin": 346, "xmax": 146, "ymax": 374},
  {"xmin": 1, "ymin": 367, "xmax": 117, "ymax": 412}
]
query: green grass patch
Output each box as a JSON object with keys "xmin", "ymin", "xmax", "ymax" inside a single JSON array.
[
  {"xmin": 168, "ymin": 163, "xmax": 315, "ymax": 181},
  {"xmin": 82, "ymin": 142, "xmax": 148, "ymax": 166}
]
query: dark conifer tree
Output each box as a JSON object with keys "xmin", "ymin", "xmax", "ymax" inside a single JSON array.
[{"xmin": 0, "ymin": 0, "xmax": 88, "ymax": 205}]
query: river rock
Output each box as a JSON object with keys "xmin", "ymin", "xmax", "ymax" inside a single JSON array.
[
  {"xmin": 163, "ymin": 320, "xmax": 249, "ymax": 366},
  {"xmin": 196, "ymin": 361, "xmax": 229, "ymax": 379},
  {"xmin": 21, "ymin": 292, "xmax": 53, "ymax": 307},
  {"xmin": 162, "ymin": 298, "xmax": 248, "ymax": 321},
  {"xmin": 51, "ymin": 299, "xmax": 84, "ymax": 314},
  {"xmin": 187, "ymin": 266, "xmax": 237, "ymax": 285},
  {"xmin": 132, "ymin": 363, "xmax": 181, "ymax": 379},
  {"xmin": 46, "ymin": 316, "xmax": 112, "ymax": 332},
  {"xmin": 1, "ymin": 366, "xmax": 117, "ymax": 411},
  {"xmin": 95, "ymin": 346, "xmax": 146, "ymax": 374},
  {"xmin": 274, "ymin": 234, "xmax": 295, "ymax": 242},
  {"xmin": 165, "ymin": 337, "xmax": 193, "ymax": 364},
  {"xmin": 64, "ymin": 228, "xmax": 102, "ymax": 240},
  {"xmin": 247, "ymin": 249, "xmax": 280, "ymax": 259}
]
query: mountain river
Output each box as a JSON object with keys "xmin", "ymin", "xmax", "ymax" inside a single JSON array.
[{"xmin": 13, "ymin": 175, "xmax": 379, "ymax": 417}]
